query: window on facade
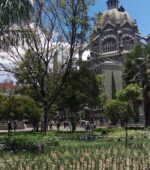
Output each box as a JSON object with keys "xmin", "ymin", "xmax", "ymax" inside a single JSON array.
[
  {"xmin": 103, "ymin": 38, "xmax": 116, "ymax": 53},
  {"xmin": 123, "ymin": 37, "xmax": 133, "ymax": 50}
]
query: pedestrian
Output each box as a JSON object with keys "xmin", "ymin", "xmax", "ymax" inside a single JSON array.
[
  {"xmin": 13, "ymin": 121, "xmax": 17, "ymax": 133},
  {"xmin": 86, "ymin": 122, "xmax": 90, "ymax": 131},
  {"xmin": 49, "ymin": 121, "xmax": 52, "ymax": 130},
  {"xmin": 8, "ymin": 120, "xmax": 12, "ymax": 133},
  {"xmin": 56, "ymin": 121, "xmax": 60, "ymax": 131},
  {"xmin": 66, "ymin": 120, "xmax": 69, "ymax": 131},
  {"xmin": 68, "ymin": 120, "xmax": 72, "ymax": 131},
  {"xmin": 63, "ymin": 121, "xmax": 66, "ymax": 129}
]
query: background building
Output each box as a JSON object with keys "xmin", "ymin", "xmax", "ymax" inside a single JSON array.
[{"xmin": 89, "ymin": 0, "xmax": 142, "ymax": 98}]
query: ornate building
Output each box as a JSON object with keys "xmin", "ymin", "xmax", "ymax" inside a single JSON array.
[{"xmin": 89, "ymin": 0, "xmax": 142, "ymax": 98}]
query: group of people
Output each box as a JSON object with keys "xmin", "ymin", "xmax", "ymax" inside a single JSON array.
[
  {"xmin": 46, "ymin": 120, "xmax": 72, "ymax": 131},
  {"xmin": 8, "ymin": 120, "xmax": 17, "ymax": 133},
  {"xmin": 56, "ymin": 120, "xmax": 72, "ymax": 131},
  {"xmin": 80, "ymin": 121, "xmax": 96, "ymax": 131}
]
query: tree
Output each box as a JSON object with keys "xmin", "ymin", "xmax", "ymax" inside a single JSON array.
[
  {"xmin": 0, "ymin": 0, "xmax": 95, "ymax": 134},
  {"xmin": 104, "ymin": 84, "xmax": 141, "ymax": 146},
  {"xmin": 0, "ymin": 0, "xmax": 32, "ymax": 26},
  {"xmin": 117, "ymin": 83, "xmax": 142, "ymax": 122},
  {"xmin": 111, "ymin": 72, "xmax": 116, "ymax": 99},
  {"xmin": 104, "ymin": 100, "xmax": 120, "ymax": 125},
  {"xmin": 104, "ymin": 99, "xmax": 133, "ymax": 147},
  {"xmin": 116, "ymin": 84, "xmax": 142, "ymax": 146},
  {"xmin": 0, "ymin": 94, "xmax": 8, "ymax": 120},
  {"xmin": 58, "ymin": 64, "xmax": 99, "ymax": 119},
  {"xmin": 124, "ymin": 45, "xmax": 143, "ymax": 85},
  {"xmin": 117, "ymin": 84, "xmax": 142, "ymax": 103},
  {"xmin": 96, "ymin": 74, "xmax": 107, "ymax": 109},
  {"xmin": 0, "ymin": 0, "xmax": 33, "ymax": 50},
  {"xmin": 124, "ymin": 44, "xmax": 150, "ymax": 125},
  {"xmin": 0, "ymin": 94, "xmax": 41, "ymax": 130}
]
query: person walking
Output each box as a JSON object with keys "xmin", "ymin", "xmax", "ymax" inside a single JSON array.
[
  {"xmin": 68, "ymin": 120, "xmax": 72, "ymax": 131},
  {"xmin": 56, "ymin": 121, "xmax": 60, "ymax": 131},
  {"xmin": 13, "ymin": 121, "xmax": 17, "ymax": 133},
  {"xmin": 8, "ymin": 120, "xmax": 12, "ymax": 133}
]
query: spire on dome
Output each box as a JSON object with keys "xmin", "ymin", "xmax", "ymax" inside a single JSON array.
[{"xmin": 106, "ymin": 0, "xmax": 119, "ymax": 9}]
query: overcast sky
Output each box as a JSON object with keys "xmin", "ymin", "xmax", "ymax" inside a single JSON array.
[{"xmin": 89, "ymin": 0, "xmax": 150, "ymax": 37}]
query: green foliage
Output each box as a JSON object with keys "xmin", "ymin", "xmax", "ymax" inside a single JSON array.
[
  {"xmin": 0, "ymin": 94, "xmax": 41, "ymax": 122},
  {"xmin": 93, "ymin": 127, "xmax": 117, "ymax": 135},
  {"xmin": 124, "ymin": 45, "xmax": 143, "ymax": 85},
  {"xmin": 0, "ymin": 95, "xmax": 8, "ymax": 119},
  {"xmin": 1, "ymin": 136, "xmax": 150, "ymax": 169},
  {"xmin": 0, "ymin": 0, "xmax": 32, "ymax": 27},
  {"xmin": 111, "ymin": 72, "xmax": 116, "ymax": 99},
  {"xmin": 96, "ymin": 74, "xmax": 108, "ymax": 108},
  {"xmin": 104, "ymin": 84, "xmax": 141, "ymax": 125},
  {"xmin": 0, "ymin": 136, "xmax": 59, "ymax": 152},
  {"xmin": 58, "ymin": 64, "xmax": 99, "ymax": 114},
  {"xmin": 55, "ymin": 0, "xmax": 95, "ymax": 42},
  {"xmin": 124, "ymin": 44, "xmax": 150, "ymax": 86},
  {"xmin": 124, "ymin": 44, "xmax": 150, "ymax": 126},
  {"xmin": 117, "ymin": 84, "xmax": 142, "ymax": 102},
  {"xmin": 1, "ymin": 0, "xmax": 95, "ymax": 134},
  {"xmin": 104, "ymin": 100, "xmax": 133, "ymax": 125}
]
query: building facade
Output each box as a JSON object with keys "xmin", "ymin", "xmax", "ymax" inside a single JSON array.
[{"xmin": 89, "ymin": 0, "xmax": 141, "ymax": 98}]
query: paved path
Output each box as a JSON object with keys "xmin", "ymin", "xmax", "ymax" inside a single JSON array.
[{"xmin": 0, "ymin": 126, "xmax": 85, "ymax": 133}]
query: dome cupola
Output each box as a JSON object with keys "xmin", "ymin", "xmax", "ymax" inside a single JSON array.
[{"xmin": 107, "ymin": 0, "xmax": 119, "ymax": 9}]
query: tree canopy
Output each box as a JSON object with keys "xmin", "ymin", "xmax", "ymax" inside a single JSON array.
[
  {"xmin": 123, "ymin": 44, "xmax": 150, "ymax": 125},
  {"xmin": 0, "ymin": 0, "xmax": 95, "ymax": 134},
  {"xmin": 0, "ymin": 94, "xmax": 41, "ymax": 122},
  {"xmin": 57, "ymin": 64, "xmax": 99, "ymax": 115}
]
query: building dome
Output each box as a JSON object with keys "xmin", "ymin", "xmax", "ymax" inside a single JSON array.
[{"xmin": 98, "ymin": 8, "xmax": 132, "ymax": 28}]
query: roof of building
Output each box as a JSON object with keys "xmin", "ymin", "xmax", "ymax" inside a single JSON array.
[
  {"xmin": 97, "ymin": 8, "xmax": 132, "ymax": 28},
  {"xmin": 95, "ymin": 0, "xmax": 134, "ymax": 29}
]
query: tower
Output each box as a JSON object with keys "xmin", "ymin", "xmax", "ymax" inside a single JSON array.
[{"xmin": 107, "ymin": 0, "xmax": 119, "ymax": 9}]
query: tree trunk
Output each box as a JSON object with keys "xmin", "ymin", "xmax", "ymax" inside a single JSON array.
[
  {"xmin": 125, "ymin": 122, "xmax": 128, "ymax": 147},
  {"xmin": 144, "ymin": 95, "xmax": 150, "ymax": 127},
  {"xmin": 36, "ymin": 122, "xmax": 39, "ymax": 132},
  {"xmin": 44, "ymin": 105, "xmax": 48, "ymax": 135}
]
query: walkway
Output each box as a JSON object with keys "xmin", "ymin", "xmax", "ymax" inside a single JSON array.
[{"xmin": 0, "ymin": 126, "xmax": 85, "ymax": 133}]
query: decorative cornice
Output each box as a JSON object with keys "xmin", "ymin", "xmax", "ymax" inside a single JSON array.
[{"xmin": 102, "ymin": 21, "xmax": 116, "ymax": 30}]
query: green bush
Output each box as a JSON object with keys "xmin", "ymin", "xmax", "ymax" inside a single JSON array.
[
  {"xmin": 94, "ymin": 127, "xmax": 114, "ymax": 135},
  {"xmin": 0, "ymin": 136, "xmax": 59, "ymax": 152}
]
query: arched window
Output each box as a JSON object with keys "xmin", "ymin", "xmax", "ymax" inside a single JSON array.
[
  {"xmin": 123, "ymin": 37, "xmax": 133, "ymax": 50},
  {"xmin": 103, "ymin": 38, "xmax": 117, "ymax": 53}
]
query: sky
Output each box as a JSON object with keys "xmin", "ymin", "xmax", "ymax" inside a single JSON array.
[{"xmin": 89, "ymin": 0, "xmax": 150, "ymax": 37}]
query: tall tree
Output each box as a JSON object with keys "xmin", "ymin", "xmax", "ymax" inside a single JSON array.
[
  {"xmin": 96, "ymin": 74, "xmax": 107, "ymax": 108},
  {"xmin": 58, "ymin": 64, "xmax": 99, "ymax": 116},
  {"xmin": 0, "ymin": 0, "xmax": 95, "ymax": 134},
  {"xmin": 124, "ymin": 44, "xmax": 150, "ymax": 126},
  {"xmin": 111, "ymin": 72, "xmax": 116, "ymax": 99},
  {"xmin": 57, "ymin": 64, "xmax": 99, "ymax": 131}
]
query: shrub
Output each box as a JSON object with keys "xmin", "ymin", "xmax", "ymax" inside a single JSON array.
[
  {"xmin": 0, "ymin": 136, "xmax": 59, "ymax": 152},
  {"xmin": 94, "ymin": 127, "xmax": 115, "ymax": 135}
]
